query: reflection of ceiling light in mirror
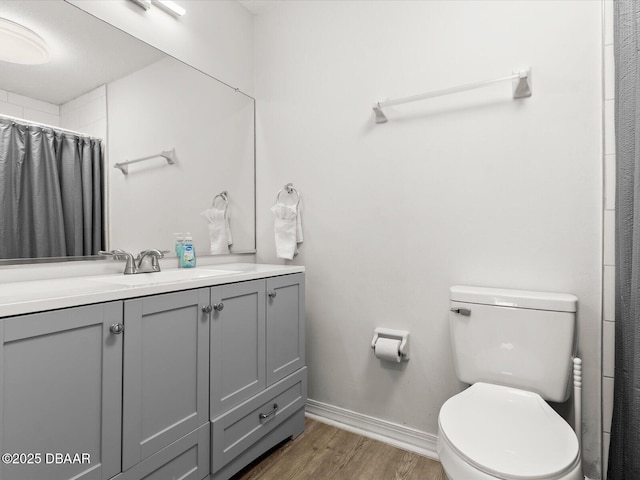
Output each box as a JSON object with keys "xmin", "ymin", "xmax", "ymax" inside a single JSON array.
[
  {"xmin": 0, "ymin": 18, "xmax": 50, "ymax": 65},
  {"xmin": 155, "ymin": 1, "xmax": 186, "ymax": 16},
  {"xmin": 130, "ymin": 0, "xmax": 152, "ymax": 10},
  {"xmin": 128, "ymin": 0, "xmax": 186, "ymax": 16}
]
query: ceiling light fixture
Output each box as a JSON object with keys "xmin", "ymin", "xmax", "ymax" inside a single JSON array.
[
  {"xmin": 128, "ymin": 0, "xmax": 186, "ymax": 17},
  {"xmin": 0, "ymin": 18, "xmax": 50, "ymax": 65}
]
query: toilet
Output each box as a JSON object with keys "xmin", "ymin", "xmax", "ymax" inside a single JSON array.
[{"xmin": 437, "ymin": 285, "xmax": 583, "ymax": 480}]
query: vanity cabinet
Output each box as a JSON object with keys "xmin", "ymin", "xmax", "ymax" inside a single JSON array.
[
  {"xmin": 121, "ymin": 289, "xmax": 210, "ymax": 471},
  {"xmin": 210, "ymin": 280, "xmax": 266, "ymax": 417},
  {"xmin": 210, "ymin": 273, "xmax": 306, "ymax": 480},
  {"xmin": 265, "ymin": 274, "xmax": 305, "ymax": 386},
  {"xmin": 0, "ymin": 303, "xmax": 123, "ymax": 480},
  {"xmin": 0, "ymin": 268, "xmax": 305, "ymax": 480}
]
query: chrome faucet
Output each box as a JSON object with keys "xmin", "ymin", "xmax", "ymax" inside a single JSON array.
[
  {"xmin": 135, "ymin": 249, "xmax": 165, "ymax": 273},
  {"xmin": 99, "ymin": 249, "xmax": 136, "ymax": 274}
]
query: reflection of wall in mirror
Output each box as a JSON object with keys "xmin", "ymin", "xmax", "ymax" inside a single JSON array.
[{"xmin": 108, "ymin": 57, "xmax": 254, "ymax": 256}]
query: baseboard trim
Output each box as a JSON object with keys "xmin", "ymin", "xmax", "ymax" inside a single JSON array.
[{"xmin": 305, "ymin": 399, "xmax": 439, "ymax": 460}]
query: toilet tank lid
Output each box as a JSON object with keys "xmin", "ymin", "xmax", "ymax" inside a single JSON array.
[{"xmin": 450, "ymin": 285, "xmax": 577, "ymax": 312}]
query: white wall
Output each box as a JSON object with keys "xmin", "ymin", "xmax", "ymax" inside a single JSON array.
[
  {"xmin": 254, "ymin": 1, "xmax": 603, "ymax": 477},
  {"xmin": 66, "ymin": 0, "xmax": 254, "ymax": 95}
]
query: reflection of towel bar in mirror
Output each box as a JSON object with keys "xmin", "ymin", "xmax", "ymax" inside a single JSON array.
[
  {"xmin": 114, "ymin": 148, "xmax": 176, "ymax": 175},
  {"xmin": 212, "ymin": 190, "xmax": 229, "ymax": 208},
  {"xmin": 276, "ymin": 183, "xmax": 300, "ymax": 208}
]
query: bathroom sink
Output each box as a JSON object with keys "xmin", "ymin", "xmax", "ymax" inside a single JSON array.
[{"xmin": 90, "ymin": 268, "xmax": 237, "ymax": 287}]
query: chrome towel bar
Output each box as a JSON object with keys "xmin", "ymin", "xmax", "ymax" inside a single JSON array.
[{"xmin": 373, "ymin": 67, "xmax": 532, "ymax": 124}]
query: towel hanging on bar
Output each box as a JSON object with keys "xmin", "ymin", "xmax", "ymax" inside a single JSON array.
[
  {"xmin": 271, "ymin": 183, "xmax": 303, "ymax": 260},
  {"xmin": 200, "ymin": 190, "xmax": 232, "ymax": 254}
]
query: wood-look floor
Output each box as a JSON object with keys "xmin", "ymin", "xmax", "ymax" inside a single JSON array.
[{"xmin": 232, "ymin": 418, "xmax": 448, "ymax": 480}]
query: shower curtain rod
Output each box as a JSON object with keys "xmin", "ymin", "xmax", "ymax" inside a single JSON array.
[
  {"xmin": 372, "ymin": 67, "xmax": 532, "ymax": 124},
  {"xmin": 0, "ymin": 113, "xmax": 101, "ymax": 140}
]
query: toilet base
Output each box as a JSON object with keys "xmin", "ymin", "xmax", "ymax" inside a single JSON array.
[{"xmin": 437, "ymin": 431, "xmax": 583, "ymax": 480}]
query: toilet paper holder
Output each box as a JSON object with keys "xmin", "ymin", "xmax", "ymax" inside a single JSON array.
[{"xmin": 371, "ymin": 327, "xmax": 410, "ymax": 361}]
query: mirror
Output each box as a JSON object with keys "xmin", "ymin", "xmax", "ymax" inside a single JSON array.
[{"xmin": 0, "ymin": 1, "xmax": 256, "ymax": 262}]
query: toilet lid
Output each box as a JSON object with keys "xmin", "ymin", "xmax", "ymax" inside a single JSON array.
[{"xmin": 439, "ymin": 383, "xmax": 580, "ymax": 480}]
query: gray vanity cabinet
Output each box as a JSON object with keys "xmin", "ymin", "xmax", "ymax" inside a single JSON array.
[
  {"xmin": 0, "ymin": 269, "xmax": 304, "ymax": 480},
  {"xmin": 266, "ymin": 274, "xmax": 305, "ymax": 386},
  {"xmin": 0, "ymin": 302, "xmax": 123, "ymax": 480},
  {"xmin": 121, "ymin": 288, "xmax": 210, "ymax": 472},
  {"xmin": 210, "ymin": 279, "xmax": 266, "ymax": 418},
  {"xmin": 210, "ymin": 273, "xmax": 306, "ymax": 480}
]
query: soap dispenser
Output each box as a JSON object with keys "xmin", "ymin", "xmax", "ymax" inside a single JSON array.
[
  {"xmin": 182, "ymin": 233, "xmax": 196, "ymax": 268},
  {"xmin": 174, "ymin": 233, "xmax": 185, "ymax": 267}
]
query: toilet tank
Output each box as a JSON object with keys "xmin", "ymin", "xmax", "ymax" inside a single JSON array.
[{"xmin": 449, "ymin": 285, "xmax": 577, "ymax": 402}]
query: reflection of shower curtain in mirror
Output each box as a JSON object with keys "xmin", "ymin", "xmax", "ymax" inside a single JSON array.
[{"xmin": 0, "ymin": 117, "xmax": 104, "ymax": 259}]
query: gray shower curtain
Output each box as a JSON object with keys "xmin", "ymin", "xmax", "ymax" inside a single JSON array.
[
  {"xmin": 0, "ymin": 117, "xmax": 104, "ymax": 259},
  {"xmin": 610, "ymin": 1, "xmax": 640, "ymax": 478}
]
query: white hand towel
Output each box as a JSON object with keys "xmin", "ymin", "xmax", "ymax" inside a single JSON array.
[
  {"xmin": 200, "ymin": 207, "xmax": 232, "ymax": 254},
  {"xmin": 271, "ymin": 203, "xmax": 301, "ymax": 260}
]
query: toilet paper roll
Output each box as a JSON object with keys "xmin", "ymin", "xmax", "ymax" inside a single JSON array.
[{"xmin": 374, "ymin": 337, "xmax": 402, "ymax": 363}]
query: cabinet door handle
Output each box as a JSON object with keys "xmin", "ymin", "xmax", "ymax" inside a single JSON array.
[
  {"xmin": 259, "ymin": 403, "xmax": 278, "ymax": 421},
  {"xmin": 213, "ymin": 302, "xmax": 224, "ymax": 312},
  {"xmin": 268, "ymin": 291, "xmax": 277, "ymax": 299},
  {"xmin": 110, "ymin": 323, "xmax": 124, "ymax": 335},
  {"xmin": 202, "ymin": 305, "xmax": 213, "ymax": 314}
]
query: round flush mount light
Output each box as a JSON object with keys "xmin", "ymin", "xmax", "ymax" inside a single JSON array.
[{"xmin": 0, "ymin": 18, "xmax": 50, "ymax": 65}]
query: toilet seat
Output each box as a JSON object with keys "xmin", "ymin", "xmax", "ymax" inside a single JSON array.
[{"xmin": 438, "ymin": 383, "xmax": 580, "ymax": 480}]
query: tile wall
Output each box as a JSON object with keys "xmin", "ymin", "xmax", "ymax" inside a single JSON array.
[
  {"xmin": 602, "ymin": 0, "xmax": 615, "ymax": 477},
  {"xmin": 0, "ymin": 89, "xmax": 60, "ymax": 126},
  {"xmin": 59, "ymin": 85, "xmax": 107, "ymax": 140}
]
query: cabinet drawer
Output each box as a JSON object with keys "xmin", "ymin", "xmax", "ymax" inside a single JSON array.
[
  {"xmin": 115, "ymin": 423, "xmax": 210, "ymax": 480},
  {"xmin": 211, "ymin": 367, "xmax": 307, "ymax": 473}
]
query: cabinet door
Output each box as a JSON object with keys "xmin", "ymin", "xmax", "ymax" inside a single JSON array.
[
  {"xmin": 210, "ymin": 280, "xmax": 265, "ymax": 418},
  {"xmin": 114, "ymin": 423, "xmax": 209, "ymax": 480},
  {"xmin": 266, "ymin": 274, "xmax": 305, "ymax": 386},
  {"xmin": 122, "ymin": 288, "xmax": 210, "ymax": 471},
  {"xmin": 0, "ymin": 302, "xmax": 123, "ymax": 480}
]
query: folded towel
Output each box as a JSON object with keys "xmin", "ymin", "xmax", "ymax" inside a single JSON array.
[
  {"xmin": 271, "ymin": 201, "xmax": 303, "ymax": 260},
  {"xmin": 200, "ymin": 206, "xmax": 232, "ymax": 254}
]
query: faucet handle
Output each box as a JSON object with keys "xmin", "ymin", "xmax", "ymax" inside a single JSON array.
[
  {"xmin": 99, "ymin": 250, "xmax": 136, "ymax": 275},
  {"xmin": 136, "ymin": 249, "xmax": 166, "ymax": 273},
  {"xmin": 137, "ymin": 249, "xmax": 166, "ymax": 259},
  {"xmin": 100, "ymin": 249, "xmax": 129, "ymax": 260}
]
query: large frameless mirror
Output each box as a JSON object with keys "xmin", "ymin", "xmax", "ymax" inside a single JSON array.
[{"xmin": 0, "ymin": 0, "xmax": 256, "ymax": 263}]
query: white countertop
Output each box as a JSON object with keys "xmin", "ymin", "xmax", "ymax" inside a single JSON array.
[{"xmin": 0, "ymin": 263, "xmax": 305, "ymax": 318}]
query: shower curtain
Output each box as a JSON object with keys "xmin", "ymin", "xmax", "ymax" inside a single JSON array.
[
  {"xmin": 610, "ymin": 2, "xmax": 640, "ymax": 478},
  {"xmin": 0, "ymin": 117, "xmax": 104, "ymax": 259}
]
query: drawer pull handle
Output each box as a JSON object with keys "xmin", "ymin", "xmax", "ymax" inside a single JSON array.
[
  {"xmin": 268, "ymin": 291, "xmax": 277, "ymax": 299},
  {"xmin": 259, "ymin": 403, "xmax": 279, "ymax": 421},
  {"xmin": 110, "ymin": 323, "xmax": 124, "ymax": 335},
  {"xmin": 213, "ymin": 302, "xmax": 224, "ymax": 312},
  {"xmin": 202, "ymin": 305, "xmax": 213, "ymax": 314}
]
